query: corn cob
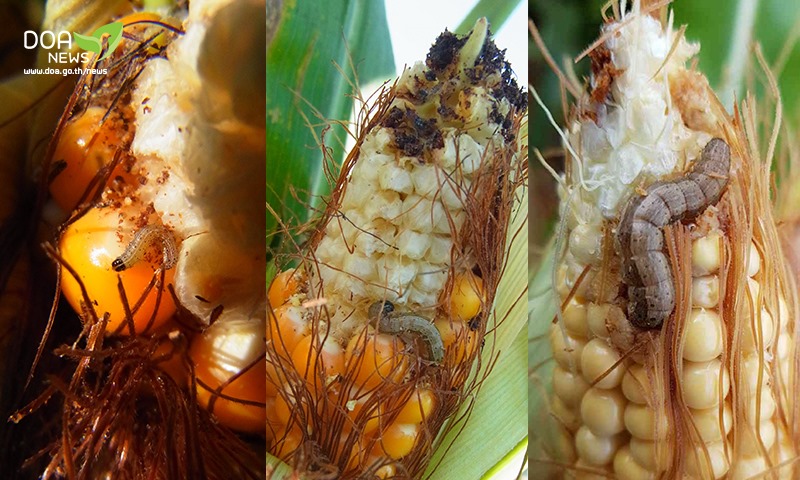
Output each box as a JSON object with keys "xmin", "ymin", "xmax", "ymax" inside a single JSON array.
[
  {"xmin": 4, "ymin": 0, "xmax": 267, "ymax": 477},
  {"xmin": 267, "ymin": 18, "xmax": 526, "ymax": 478},
  {"xmin": 543, "ymin": 5, "xmax": 797, "ymax": 479}
]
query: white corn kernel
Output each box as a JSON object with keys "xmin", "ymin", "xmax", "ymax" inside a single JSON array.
[
  {"xmin": 628, "ymin": 437, "xmax": 670, "ymax": 472},
  {"xmin": 580, "ymin": 387, "xmax": 627, "ymax": 437},
  {"xmin": 740, "ymin": 307, "xmax": 775, "ymax": 352},
  {"xmin": 681, "ymin": 359, "xmax": 730, "ymax": 409},
  {"xmin": 623, "ymin": 403, "xmax": 669, "ymax": 441},
  {"xmin": 684, "ymin": 441, "xmax": 729, "ymax": 479},
  {"xmin": 692, "ymin": 232, "xmax": 722, "ymax": 276},
  {"xmin": 682, "ymin": 308, "xmax": 723, "ymax": 362},
  {"xmin": 553, "ymin": 365, "xmax": 591, "ymax": 409},
  {"xmin": 728, "ymin": 455, "xmax": 769, "ymax": 480},
  {"xmin": 691, "ymin": 275, "xmax": 719, "ymax": 308},
  {"xmin": 580, "ymin": 338, "xmax": 625, "ymax": 389},
  {"xmin": 737, "ymin": 419, "xmax": 776, "ymax": 457},
  {"xmin": 563, "ymin": 298, "xmax": 590, "ymax": 338},
  {"xmin": 690, "ymin": 403, "xmax": 732, "ymax": 442},
  {"xmin": 575, "ymin": 426, "xmax": 625, "ymax": 466},
  {"xmin": 550, "ymin": 324, "xmax": 586, "ymax": 371},
  {"xmin": 569, "ymin": 224, "xmax": 603, "ymax": 267},
  {"xmin": 613, "ymin": 446, "xmax": 656, "ymax": 480},
  {"xmin": 747, "ymin": 242, "xmax": 761, "ymax": 277},
  {"xmin": 621, "ymin": 364, "xmax": 650, "ymax": 405},
  {"xmin": 552, "ymin": 396, "xmax": 580, "ymax": 432},
  {"xmin": 587, "ymin": 303, "xmax": 611, "ymax": 339}
]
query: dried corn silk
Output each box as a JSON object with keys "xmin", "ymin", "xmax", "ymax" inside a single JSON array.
[
  {"xmin": 541, "ymin": 3, "xmax": 799, "ymax": 479},
  {"xmin": 267, "ymin": 19, "xmax": 527, "ymax": 478}
]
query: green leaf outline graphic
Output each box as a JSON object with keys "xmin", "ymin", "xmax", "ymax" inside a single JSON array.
[
  {"xmin": 73, "ymin": 22, "xmax": 123, "ymax": 60},
  {"xmin": 72, "ymin": 32, "xmax": 101, "ymax": 54}
]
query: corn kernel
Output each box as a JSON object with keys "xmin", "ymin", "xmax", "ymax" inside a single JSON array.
[
  {"xmin": 580, "ymin": 387, "xmax": 626, "ymax": 436},
  {"xmin": 553, "ymin": 365, "xmax": 590, "ymax": 409},
  {"xmin": 379, "ymin": 422, "xmax": 420, "ymax": 460},
  {"xmin": 50, "ymin": 107, "xmax": 128, "ymax": 212},
  {"xmin": 290, "ymin": 335, "xmax": 345, "ymax": 386},
  {"xmin": 268, "ymin": 269, "xmax": 302, "ymax": 308},
  {"xmin": 681, "ymin": 359, "xmax": 730, "ymax": 409},
  {"xmin": 345, "ymin": 332, "xmax": 408, "ymax": 391},
  {"xmin": 613, "ymin": 446, "xmax": 655, "ymax": 480},
  {"xmin": 682, "ymin": 309, "xmax": 723, "ymax": 362},
  {"xmin": 268, "ymin": 304, "xmax": 309, "ymax": 356},
  {"xmin": 575, "ymin": 426, "xmax": 625, "ymax": 466},
  {"xmin": 580, "ymin": 338, "xmax": 625, "ymax": 389},
  {"xmin": 624, "ymin": 403, "xmax": 669, "ymax": 441},
  {"xmin": 691, "ymin": 275, "xmax": 719, "ymax": 308},
  {"xmin": 190, "ymin": 319, "xmax": 266, "ymax": 433},
  {"xmin": 395, "ymin": 388, "xmax": 436, "ymax": 424},
  {"xmin": 692, "ymin": 231, "xmax": 722, "ymax": 275},
  {"xmin": 448, "ymin": 272, "xmax": 483, "ymax": 321},
  {"xmin": 690, "ymin": 403, "xmax": 732, "ymax": 442}
]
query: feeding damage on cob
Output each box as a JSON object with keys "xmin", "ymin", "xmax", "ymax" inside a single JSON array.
[
  {"xmin": 537, "ymin": 3, "xmax": 800, "ymax": 479},
  {"xmin": 267, "ymin": 18, "xmax": 527, "ymax": 479},
  {"xmin": 4, "ymin": 0, "xmax": 266, "ymax": 477}
]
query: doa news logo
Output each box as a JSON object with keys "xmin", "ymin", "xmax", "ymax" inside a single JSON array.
[{"xmin": 24, "ymin": 21, "xmax": 123, "ymax": 64}]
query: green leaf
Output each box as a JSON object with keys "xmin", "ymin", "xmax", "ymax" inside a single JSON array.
[
  {"xmin": 91, "ymin": 21, "xmax": 123, "ymax": 60},
  {"xmin": 73, "ymin": 22, "xmax": 124, "ymax": 60},
  {"xmin": 72, "ymin": 31, "xmax": 101, "ymax": 54},
  {"xmin": 266, "ymin": 0, "xmax": 394, "ymax": 252},
  {"xmin": 455, "ymin": 0, "xmax": 523, "ymax": 35},
  {"xmin": 425, "ymin": 191, "xmax": 529, "ymax": 479}
]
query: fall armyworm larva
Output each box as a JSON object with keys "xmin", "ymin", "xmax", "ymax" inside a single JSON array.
[
  {"xmin": 616, "ymin": 138, "xmax": 731, "ymax": 329},
  {"xmin": 112, "ymin": 224, "xmax": 178, "ymax": 272},
  {"xmin": 369, "ymin": 301, "xmax": 445, "ymax": 363}
]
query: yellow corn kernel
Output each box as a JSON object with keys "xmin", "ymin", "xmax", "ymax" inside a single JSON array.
[
  {"xmin": 268, "ymin": 269, "xmax": 301, "ymax": 308},
  {"xmin": 189, "ymin": 319, "xmax": 266, "ymax": 434},
  {"xmin": 267, "ymin": 304, "xmax": 309, "ymax": 356},
  {"xmin": 290, "ymin": 334, "xmax": 345, "ymax": 385},
  {"xmin": 394, "ymin": 388, "xmax": 436, "ymax": 424},
  {"xmin": 50, "ymin": 107, "xmax": 129, "ymax": 213},
  {"xmin": 448, "ymin": 271, "xmax": 484, "ymax": 321},
  {"xmin": 345, "ymin": 332, "xmax": 408, "ymax": 391},
  {"xmin": 379, "ymin": 422, "xmax": 421, "ymax": 460}
]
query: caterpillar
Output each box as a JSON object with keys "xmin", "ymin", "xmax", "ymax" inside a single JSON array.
[
  {"xmin": 616, "ymin": 137, "xmax": 731, "ymax": 329},
  {"xmin": 111, "ymin": 224, "xmax": 178, "ymax": 272},
  {"xmin": 368, "ymin": 301, "xmax": 445, "ymax": 363}
]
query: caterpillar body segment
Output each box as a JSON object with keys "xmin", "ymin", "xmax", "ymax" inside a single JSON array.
[
  {"xmin": 112, "ymin": 224, "xmax": 178, "ymax": 272},
  {"xmin": 368, "ymin": 301, "xmax": 445, "ymax": 363},
  {"xmin": 617, "ymin": 138, "xmax": 731, "ymax": 328}
]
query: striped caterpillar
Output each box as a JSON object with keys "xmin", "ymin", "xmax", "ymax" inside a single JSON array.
[
  {"xmin": 368, "ymin": 301, "xmax": 445, "ymax": 363},
  {"xmin": 112, "ymin": 224, "xmax": 178, "ymax": 272},
  {"xmin": 616, "ymin": 138, "xmax": 731, "ymax": 329}
]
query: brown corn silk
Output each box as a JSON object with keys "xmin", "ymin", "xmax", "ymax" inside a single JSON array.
[
  {"xmin": 535, "ymin": 4, "xmax": 800, "ymax": 479},
  {"xmin": 266, "ymin": 19, "xmax": 527, "ymax": 479}
]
